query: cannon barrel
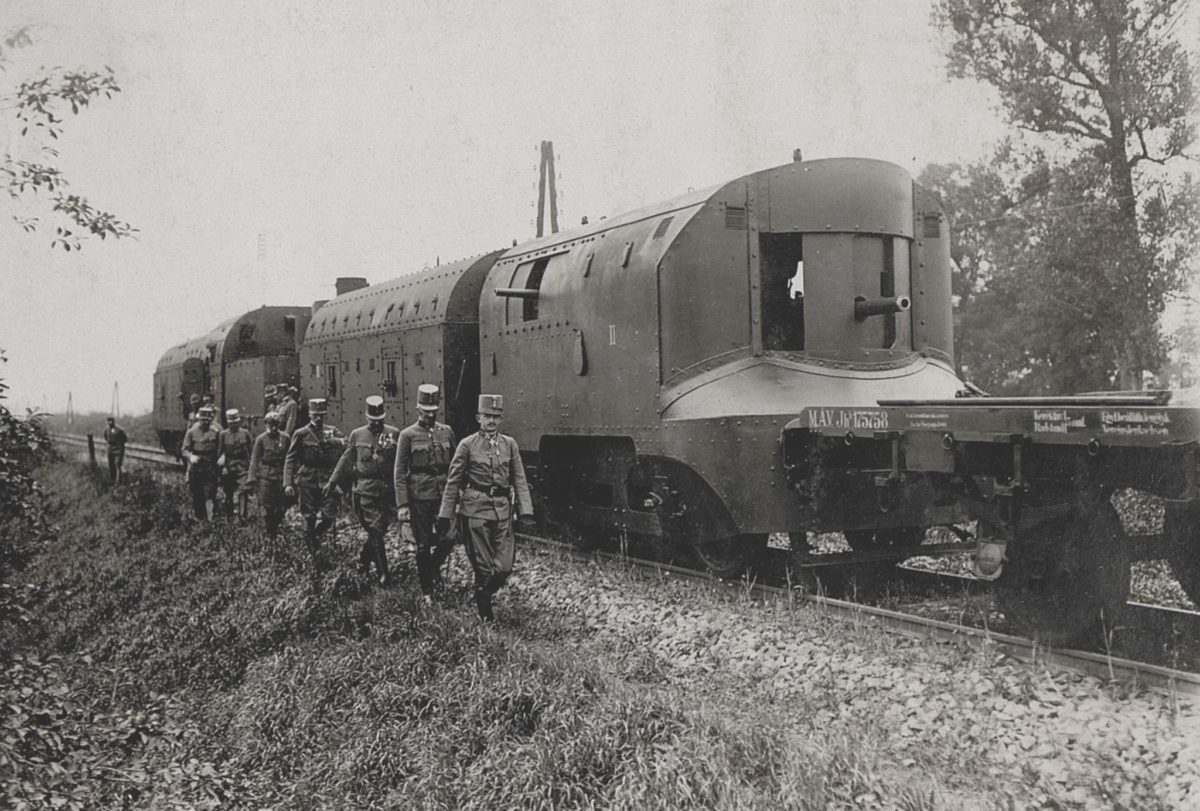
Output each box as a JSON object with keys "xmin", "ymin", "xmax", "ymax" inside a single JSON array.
[
  {"xmin": 494, "ymin": 287, "xmax": 540, "ymax": 299},
  {"xmin": 854, "ymin": 295, "xmax": 911, "ymax": 320}
]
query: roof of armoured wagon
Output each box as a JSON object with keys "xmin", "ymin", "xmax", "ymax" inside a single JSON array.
[{"xmin": 303, "ymin": 251, "xmax": 502, "ymax": 344}]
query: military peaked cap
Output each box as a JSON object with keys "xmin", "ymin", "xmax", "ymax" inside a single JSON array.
[
  {"xmin": 308, "ymin": 398, "xmax": 328, "ymax": 415},
  {"xmin": 478, "ymin": 394, "xmax": 503, "ymax": 415},
  {"xmin": 365, "ymin": 395, "xmax": 386, "ymax": 420},
  {"xmin": 417, "ymin": 384, "xmax": 441, "ymax": 410}
]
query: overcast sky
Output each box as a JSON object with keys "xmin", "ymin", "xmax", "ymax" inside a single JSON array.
[{"xmin": 0, "ymin": 0, "xmax": 1179, "ymax": 415}]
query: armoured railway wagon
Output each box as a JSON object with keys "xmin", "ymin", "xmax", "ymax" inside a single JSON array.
[
  {"xmin": 152, "ymin": 306, "xmax": 311, "ymax": 455},
  {"xmin": 154, "ymin": 156, "xmax": 1200, "ymax": 644}
]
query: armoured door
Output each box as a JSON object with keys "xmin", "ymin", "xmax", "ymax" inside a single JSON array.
[
  {"xmin": 321, "ymin": 347, "xmax": 343, "ymax": 428},
  {"xmin": 382, "ymin": 344, "xmax": 407, "ymax": 421}
]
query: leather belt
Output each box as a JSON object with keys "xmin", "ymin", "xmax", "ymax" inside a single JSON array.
[
  {"xmin": 411, "ymin": 466, "xmax": 447, "ymax": 474},
  {"xmin": 467, "ymin": 482, "xmax": 510, "ymax": 497}
]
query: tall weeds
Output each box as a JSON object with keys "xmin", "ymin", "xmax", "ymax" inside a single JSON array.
[{"xmin": 4, "ymin": 463, "xmax": 950, "ymax": 809}]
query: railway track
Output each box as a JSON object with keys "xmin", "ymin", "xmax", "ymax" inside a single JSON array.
[
  {"xmin": 520, "ymin": 533, "xmax": 1200, "ymax": 698},
  {"xmin": 51, "ymin": 432, "xmax": 181, "ymax": 468},
  {"xmin": 48, "ymin": 435, "xmax": 1200, "ymax": 695}
]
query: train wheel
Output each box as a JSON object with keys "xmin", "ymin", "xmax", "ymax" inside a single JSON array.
[
  {"xmin": 693, "ymin": 535, "xmax": 766, "ymax": 580},
  {"xmin": 995, "ymin": 494, "xmax": 1129, "ymax": 647},
  {"xmin": 1165, "ymin": 508, "xmax": 1200, "ymax": 604}
]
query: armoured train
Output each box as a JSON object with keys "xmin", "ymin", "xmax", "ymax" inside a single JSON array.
[{"xmin": 153, "ymin": 156, "xmax": 1200, "ymax": 645}]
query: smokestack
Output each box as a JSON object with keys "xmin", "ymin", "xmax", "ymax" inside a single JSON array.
[
  {"xmin": 311, "ymin": 300, "xmax": 328, "ymax": 318},
  {"xmin": 336, "ymin": 277, "xmax": 369, "ymax": 296}
]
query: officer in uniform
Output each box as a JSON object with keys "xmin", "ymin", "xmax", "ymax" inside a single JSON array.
[
  {"xmin": 283, "ymin": 398, "xmax": 343, "ymax": 566},
  {"xmin": 219, "ymin": 408, "xmax": 253, "ymax": 519},
  {"xmin": 395, "ymin": 384, "xmax": 457, "ymax": 601},
  {"xmin": 329, "ymin": 395, "xmax": 400, "ymax": 584},
  {"xmin": 181, "ymin": 405, "xmax": 222, "ymax": 520},
  {"xmin": 103, "ymin": 416, "xmax": 128, "ymax": 485},
  {"xmin": 201, "ymin": 395, "xmax": 222, "ymax": 428},
  {"xmin": 438, "ymin": 394, "xmax": 534, "ymax": 621},
  {"xmin": 248, "ymin": 411, "xmax": 290, "ymax": 541}
]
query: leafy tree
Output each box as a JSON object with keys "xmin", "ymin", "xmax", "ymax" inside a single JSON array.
[
  {"xmin": 934, "ymin": 0, "xmax": 1196, "ymax": 388},
  {"xmin": 1, "ymin": 25, "xmax": 136, "ymax": 251},
  {"xmin": 923, "ymin": 143, "xmax": 1197, "ymax": 393}
]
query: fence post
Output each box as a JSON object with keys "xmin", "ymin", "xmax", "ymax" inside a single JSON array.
[{"xmin": 86, "ymin": 433, "xmax": 97, "ymax": 468}]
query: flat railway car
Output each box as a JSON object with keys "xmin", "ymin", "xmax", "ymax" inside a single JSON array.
[
  {"xmin": 153, "ymin": 306, "xmax": 311, "ymax": 454},
  {"xmin": 787, "ymin": 388, "xmax": 1200, "ymax": 643}
]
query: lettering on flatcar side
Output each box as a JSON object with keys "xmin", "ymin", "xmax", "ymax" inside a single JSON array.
[
  {"xmin": 904, "ymin": 411, "xmax": 949, "ymax": 430},
  {"xmin": 807, "ymin": 408, "xmax": 889, "ymax": 431},
  {"xmin": 1033, "ymin": 409, "xmax": 1087, "ymax": 434},
  {"xmin": 1100, "ymin": 410, "xmax": 1171, "ymax": 437}
]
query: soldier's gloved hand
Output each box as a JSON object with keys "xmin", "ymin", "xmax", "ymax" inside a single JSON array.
[
  {"xmin": 397, "ymin": 506, "xmax": 410, "ymax": 523},
  {"xmin": 285, "ymin": 485, "xmax": 296, "ymax": 498},
  {"xmin": 436, "ymin": 516, "xmax": 452, "ymax": 536},
  {"xmin": 517, "ymin": 514, "xmax": 536, "ymax": 533}
]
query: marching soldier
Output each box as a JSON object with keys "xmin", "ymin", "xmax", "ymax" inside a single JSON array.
[
  {"xmin": 248, "ymin": 411, "xmax": 290, "ymax": 541},
  {"xmin": 219, "ymin": 408, "xmax": 253, "ymax": 519},
  {"xmin": 395, "ymin": 384, "xmax": 457, "ymax": 602},
  {"xmin": 438, "ymin": 394, "xmax": 534, "ymax": 621},
  {"xmin": 206, "ymin": 395, "xmax": 225, "ymax": 429},
  {"xmin": 181, "ymin": 405, "xmax": 222, "ymax": 520},
  {"xmin": 103, "ymin": 416, "xmax": 128, "ymax": 486},
  {"xmin": 330, "ymin": 396, "xmax": 400, "ymax": 584},
  {"xmin": 283, "ymin": 398, "xmax": 343, "ymax": 567}
]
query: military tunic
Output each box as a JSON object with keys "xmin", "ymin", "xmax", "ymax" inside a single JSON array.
[
  {"xmin": 249, "ymin": 429, "xmax": 290, "ymax": 537},
  {"xmin": 331, "ymin": 423, "xmax": 400, "ymax": 535},
  {"xmin": 395, "ymin": 419, "xmax": 457, "ymax": 595},
  {"xmin": 219, "ymin": 426, "xmax": 253, "ymax": 516},
  {"xmin": 181, "ymin": 422, "xmax": 223, "ymax": 520},
  {"xmin": 284, "ymin": 422, "xmax": 344, "ymax": 530},
  {"xmin": 439, "ymin": 431, "xmax": 533, "ymax": 609}
]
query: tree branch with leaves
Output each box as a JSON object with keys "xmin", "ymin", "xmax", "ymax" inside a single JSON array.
[{"xmin": 1, "ymin": 25, "xmax": 136, "ymax": 251}]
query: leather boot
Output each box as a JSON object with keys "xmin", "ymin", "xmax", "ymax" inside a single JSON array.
[
  {"xmin": 474, "ymin": 587, "xmax": 494, "ymax": 621},
  {"xmin": 374, "ymin": 539, "xmax": 390, "ymax": 586}
]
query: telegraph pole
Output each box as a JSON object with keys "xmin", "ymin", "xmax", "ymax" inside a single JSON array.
[
  {"xmin": 111, "ymin": 382, "xmax": 120, "ymax": 418},
  {"xmin": 536, "ymin": 140, "xmax": 560, "ymax": 238},
  {"xmin": 66, "ymin": 392, "xmax": 75, "ymax": 425}
]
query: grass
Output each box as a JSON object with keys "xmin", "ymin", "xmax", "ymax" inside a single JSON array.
[
  {"xmin": 2, "ymin": 463, "xmax": 955, "ymax": 809},
  {"xmin": 3, "ymin": 461, "xmax": 1194, "ymax": 809}
]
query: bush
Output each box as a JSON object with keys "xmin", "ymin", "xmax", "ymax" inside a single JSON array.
[{"xmin": 0, "ymin": 354, "xmax": 56, "ymax": 643}]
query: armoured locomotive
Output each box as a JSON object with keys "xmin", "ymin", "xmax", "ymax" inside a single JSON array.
[
  {"xmin": 296, "ymin": 158, "xmax": 966, "ymax": 560},
  {"xmin": 154, "ymin": 155, "xmax": 1200, "ymax": 644}
]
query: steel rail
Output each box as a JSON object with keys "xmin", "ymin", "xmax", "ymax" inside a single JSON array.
[
  {"xmin": 51, "ymin": 432, "xmax": 181, "ymax": 468},
  {"xmin": 521, "ymin": 533, "xmax": 1200, "ymax": 698}
]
